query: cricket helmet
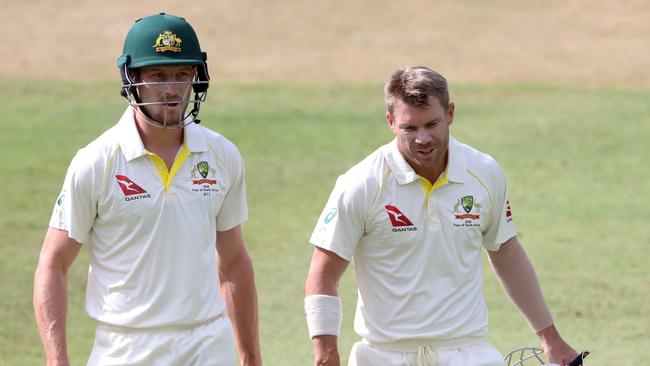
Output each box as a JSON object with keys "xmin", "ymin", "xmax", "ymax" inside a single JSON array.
[
  {"xmin": 504, "ymin": 347, "xmax": 548, "ymax": 366},
  {"xmin": 504, "ymin": 347, "xmax": 589, "ymax": 366},
  {"xmin": 117, "ymin": 12, "xmax": 210, "ymax": 127}
]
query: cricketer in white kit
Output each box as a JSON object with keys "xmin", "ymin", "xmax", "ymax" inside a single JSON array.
[
  {"xmin": 304, "ymin": 66, "xmax": 580, "ymax": 366},
  {"xmin": 34, "ymin": 13, "xmax": 261, "ymax": 366}
]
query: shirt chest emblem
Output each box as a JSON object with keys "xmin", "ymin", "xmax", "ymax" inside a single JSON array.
[
  {"xmin": 452, "ymin": 195, "xmax": 481, "ymax": 227},
  {"xmin": 385, "ymin": 205, "xmax": 418, "ymax": 232},
  {"xmin": 115, "ymin": 175, "xmax": 152, "ymax": 201},
  {"xmin": 191, "ymin": 161, "xmax": 220, "ymax": 196}
]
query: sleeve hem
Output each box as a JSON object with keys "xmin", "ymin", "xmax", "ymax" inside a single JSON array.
[
  {"xmin": 485, "ymin": 231, "xmax": 517, "ymax": 252},
  {"xmin": 216, "ymin": 214, "xmax": 248, "ymax": 232},
  {"xmin": 47, "ymin": 224, "xmax": 88, "ymax": 245},
  {"xmin": 308, "ymin": 241, "xmax": 353, "ymax": 262}
]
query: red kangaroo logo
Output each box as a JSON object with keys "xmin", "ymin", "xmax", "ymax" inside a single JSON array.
[
  {"xmin": 385, "ymin": 205, "xmax": 414, "ymax": 227},
  {"xmin": 115, "ymin": 175, "xmax": 147, "ymax": 196}
]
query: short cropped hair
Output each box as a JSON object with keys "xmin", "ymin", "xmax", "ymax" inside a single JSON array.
[{"xmin": 384, "ymin": 66, "xmax": 449, "ymax": 116}]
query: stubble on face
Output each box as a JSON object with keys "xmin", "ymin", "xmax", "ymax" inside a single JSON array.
[
  {"xmin": 139, "ymin": 84, "xmax": 192, "ymax": 125},
  {"xmin": 387, "ymin": 97, "xmax": 454, "ymax": 182},
  {"xmin": 133, "ymin": 66, "xmax": 195, "ymax": 126}
]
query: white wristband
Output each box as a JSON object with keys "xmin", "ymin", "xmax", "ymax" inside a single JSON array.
[{"xmin": 304, "ymin": 294, "xmax": 342, "ymax": 338}]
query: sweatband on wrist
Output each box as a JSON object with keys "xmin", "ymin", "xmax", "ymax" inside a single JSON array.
[{"xmin": 304, "ymin": 294, "xmax": 342, "ymax": 338}]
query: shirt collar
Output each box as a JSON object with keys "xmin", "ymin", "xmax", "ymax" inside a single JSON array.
[
  {"xmin": 385, "ymin": 135, "xmax": 467, "ymax": 185},
  {"xmin": 182, "ymin": 118, "xmax": 208, "ymax": 153},
  {"xmin": 117, "ymin": 108, "xmax": 147, "ymax": 161},
  {"xmin": 446, "ymin": 136, "xmax": 467, "ymax": 184},
  {"xmin": 117, "ymin": 107, "xmax": 208, "ymax": 161},
  {"xmin": 385, "ymin": 139, "xmax": 418, "ymax": 185}
]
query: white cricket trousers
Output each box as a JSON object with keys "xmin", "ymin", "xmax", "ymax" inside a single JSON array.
[
  {"xmin": 348, "ymin": 338, "xmax": 504, "ymax": 366},
  {"xmin": 87, "ymin": 315, "xmax": 237, "ymax": 366}
]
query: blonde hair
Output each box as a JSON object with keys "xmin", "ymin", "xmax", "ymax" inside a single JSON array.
[{"xmin": 384, "ymin": 66, "xmax": 449, "ymax": 115}]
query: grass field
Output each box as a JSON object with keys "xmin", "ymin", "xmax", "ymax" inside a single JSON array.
[
  {"xmin": 4, "ymin": 0, "xmax": 650, "ymax": 88},
  {"xmin": 1, "ymin": 78, "xmax": 648, "ymax": 365},
  {"xmin": 2, "ymin": 1, "xmax": 650, "ymax": 364}
]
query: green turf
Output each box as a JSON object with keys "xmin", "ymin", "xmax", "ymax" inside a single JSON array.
[{"xmin": 0, "ymin": 79, "xmax": 648, "ymax": 365}]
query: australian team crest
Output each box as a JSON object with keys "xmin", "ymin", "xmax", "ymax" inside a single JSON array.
[
  {"xmin": 197, "ymin": 161, "xmax": 209, "ymax": 179},
  {"xmin": 453, "ymin": 195, "xmax": 482, "ymax": 227},
  {"xmin": 153, "ymin": 31, "xmax": 182, "ymax": 53},
  {"xmin": 191, "ymin": 161, "xmax": 219, "ymax": 196},
  {"xmin": 191, "ymin": 161, "xmax": 217, "ymax": 184},
  {"xmin": 461, "ymin": 195, "xmax": 474, "ymax": 213}
]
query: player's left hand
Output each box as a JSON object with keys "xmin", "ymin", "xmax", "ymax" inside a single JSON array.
[
  {"xmin": 543, "ymin": 341, "xmax": 579, "ymax": 365},
  {"xmin": 537, "ymin": 324, "xmax": 579, "ymax": 365}
]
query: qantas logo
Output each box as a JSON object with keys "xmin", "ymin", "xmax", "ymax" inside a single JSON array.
[
  {"xmin": 115, "ymin": 175, "xmax": 146, "ymax": 195},
  {"xmin": 385, "ymin": 205, "xmax": 417, "ymax": 232},
  {"xmin": 115, "ymin": 175, "xmax": 151, "ymax": 201}
]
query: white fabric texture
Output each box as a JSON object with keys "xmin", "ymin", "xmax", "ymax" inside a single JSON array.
[
  {"xmin": 87, "ymin": 315, "xmax": 236, "ymax": 366},
  {"xmin": 416, "ymin": 344, "xmax": 439, "ymax": 366},
  {"xmin": 348, "ymin": 340, "xmax": 504, "ymax": 366},
  {"xmin": 310, "ymin": 137, "xmax": 517, "ymax": 344}
]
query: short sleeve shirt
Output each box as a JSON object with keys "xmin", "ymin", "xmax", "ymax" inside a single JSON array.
[
  {"xmin": 310, "ymin": 137, "xmax": 516, "ymax": 345},
  {"xmin": 50, "ymin": 108, "xmax": 248, "ymax": 328}
]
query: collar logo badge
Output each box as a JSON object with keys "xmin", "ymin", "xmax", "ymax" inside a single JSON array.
[{"xmin": 153, "ymin": 31, "xmax": 182, "ymax": 53}]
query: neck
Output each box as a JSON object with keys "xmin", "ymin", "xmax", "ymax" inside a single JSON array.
[
  {"xmin": 410, "ymin": 150, "xmax": 448, "ymax": 185},
  {"xmin": 416, "ymin": 163, "xmax": 446, "ymax": 185}
]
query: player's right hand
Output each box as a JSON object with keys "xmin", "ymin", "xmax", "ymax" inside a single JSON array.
[{"xmin": 312, "ymin": 335, "xmax": 340, "ymax": 366}]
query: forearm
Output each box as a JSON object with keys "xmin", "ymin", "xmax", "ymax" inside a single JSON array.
[
  {"xmin": 488, "ymin": 239, "xmax": 553, "ymax": 332},
  {"xmin": 490, "ymin": 239, "xmax": 579, "ymax": 363},
  {"xmin": 305, "ymin": 269, "xmax": 339, "ymax": 296},
  {"xmin": 306, "ymin": 275, "xmax": 341, "ymax": 366},
  {"xmin": 220, "ymin": 253, "xmax": 261, "ymax": 365},
  {"xmin": 305, "ymin": 248, "xmax": 348, "ymax": 366},
  {"xmin": 33, "ymin": 263, "xmax": 70, "ymax": 365}
]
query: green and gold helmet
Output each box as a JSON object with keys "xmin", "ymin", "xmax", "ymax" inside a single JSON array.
[{"xmin": 117, "ymin": 13, "xmax": 210, "ymax": 128}]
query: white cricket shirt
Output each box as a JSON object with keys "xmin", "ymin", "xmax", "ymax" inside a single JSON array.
[
  {"xmin": 50, "ymin": 108, "xmax": 248, "ymax": 328},
  {"xmin": 310, "ymin": 137, "xmax": 516, "ymax": 346}
]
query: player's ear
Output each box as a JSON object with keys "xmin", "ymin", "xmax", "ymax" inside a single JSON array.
[
  {"xmin": 129, "ymin": 69, "xmax": 140, "ymax": 82},
  {"xmin": 446, "ymin": 102, "xmax": 455, "ymax": 126},
  {"xmin": 386, "ymin": 111, "xmax": 396, "ymax": 130}
]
